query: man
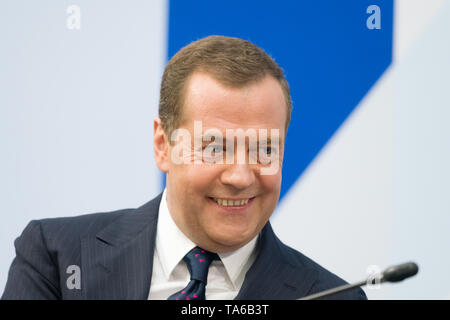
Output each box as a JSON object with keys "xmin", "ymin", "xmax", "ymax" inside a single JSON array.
[{"xmin": 2, "ymin": 36, "xmax": 366, "ymax": 300}]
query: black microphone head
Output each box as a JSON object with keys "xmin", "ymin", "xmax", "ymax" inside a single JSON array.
[{"xmin": 381, "ymin": 262, "xmax": 419, "ymax": 283}]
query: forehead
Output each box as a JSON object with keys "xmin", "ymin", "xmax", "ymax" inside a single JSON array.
[{"xmin": 181, "ymin": 72, "xmax": 286, "ymax": 136}]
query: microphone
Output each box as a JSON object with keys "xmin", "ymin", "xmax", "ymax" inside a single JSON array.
[
  {"xmin": 381, "ymin": 262, "xmax": 419, "ymax": 282},
  {"xmin": 298, "ymin": 262, "xmax": 419, "ymax": 300}
]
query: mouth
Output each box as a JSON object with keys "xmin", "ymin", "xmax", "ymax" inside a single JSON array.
[{"xmin": 208, "ymin": 196, "xmax": 255, "ymax": 210}]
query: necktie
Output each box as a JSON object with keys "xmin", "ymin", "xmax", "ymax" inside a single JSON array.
[{"xmin": 168, "ymin": 246, "xmax": 219, "ymax": 300}]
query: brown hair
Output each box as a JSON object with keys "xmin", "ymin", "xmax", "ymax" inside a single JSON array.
[{"xmin": 158, "ymin": 35, "xmax": 292, "ymax": 136}]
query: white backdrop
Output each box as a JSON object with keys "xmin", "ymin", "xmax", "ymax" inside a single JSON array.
[
  {"xmin": 0, "ymin": 0, "xmax": 167, "ymax": 292},
  {"xmin": 1, "ymin": 0, "xmax": 449, "ymax": 299}
]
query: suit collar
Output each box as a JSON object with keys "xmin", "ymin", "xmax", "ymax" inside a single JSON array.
[
  {"xmin": 235, "ymin": 222, "xmax": 319, "ymax": 300},
  {"xmin": 81, "ymin": 193, "xmax": 162, "ymax": 299},
  {"xmin": 95, "ymin": 194, "xmax": 162, "ymax": 247}
]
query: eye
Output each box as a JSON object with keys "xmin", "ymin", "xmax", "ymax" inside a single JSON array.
[
  {"xmin": 204, "ymin": 144, "xmax": 223, "ymax": 154},
  {"xmin": 260, "ymin": 146, "xmax": 272, "ymax": 155},
  {"xmin": 258, "ymin": 145, "xmax": 277, "ymax": 165}
]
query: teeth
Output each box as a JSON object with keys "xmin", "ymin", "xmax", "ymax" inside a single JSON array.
[{"xmin": 214, "ymin": 198, "xmax": 249, "ymax": 206}]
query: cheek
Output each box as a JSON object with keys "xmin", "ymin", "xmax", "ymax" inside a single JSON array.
[
  {"xmin": 260, "ymin": 170, "xmax": 282, "ymax": 193},
  {"xmin": 170, "ymin": 163, "xmax": 221, "ymax": 195},
  {"xmin": 257, "ymin": 172, "xmax": 282, "ymax": 214}
]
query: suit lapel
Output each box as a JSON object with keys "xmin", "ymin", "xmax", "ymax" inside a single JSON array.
[
  {"xmin": 81, "ymin": 194, "xmax": 162, "ymax": 300},
  {"xmin": 235, "ymin": 223, "xmax": 319, "ymax": 300}
]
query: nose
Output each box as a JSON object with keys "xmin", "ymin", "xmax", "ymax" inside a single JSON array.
[{"xmin": 220, "ymin": 163, "xmax": 255, "ymax": 189}]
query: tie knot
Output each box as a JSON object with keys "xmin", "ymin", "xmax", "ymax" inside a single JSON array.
[{"xmin": 183, "ymin": 246, "xmax": 219, "ymax": 283}]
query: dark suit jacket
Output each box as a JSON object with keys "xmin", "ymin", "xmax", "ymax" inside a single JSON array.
[{"xmin": 2, "ymin": 193, "xmax": 366, "ymax": 300}]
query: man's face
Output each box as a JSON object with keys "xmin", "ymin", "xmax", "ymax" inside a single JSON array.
[{"xmin": 154, "ymin": 71, "xmax": 286, "ymax": 253}]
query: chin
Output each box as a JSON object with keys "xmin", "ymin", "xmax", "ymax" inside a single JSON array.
[{"xmin": 210, "ymin": 227, "xmax": 254, "ymax": 249}]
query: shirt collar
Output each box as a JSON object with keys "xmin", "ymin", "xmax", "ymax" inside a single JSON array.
[
  {"xmin": 156, "ymin": 189, "xmax": 196, "ymax": 280},
  {"xmin": 156, "ymin": 188, "xmax": 259, "ymax": 289},
  {"xmin": 218, "ymin": 234, "xmax": 258, "ymax": 289}
]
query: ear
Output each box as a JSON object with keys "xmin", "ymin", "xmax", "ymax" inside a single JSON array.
[{"xmin": 153, "ymin": 118, "xmax": 170, "ymax": 173}]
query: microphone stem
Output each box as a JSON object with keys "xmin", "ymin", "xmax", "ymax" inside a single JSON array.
[{"xmin": 298, "ymin": 279, "xmax": 367, "ymax": 300}]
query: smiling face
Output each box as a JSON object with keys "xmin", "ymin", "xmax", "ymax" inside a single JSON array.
[{"xmin": 153, "ymin": 71, "xmax": 287, "ymax": 253}]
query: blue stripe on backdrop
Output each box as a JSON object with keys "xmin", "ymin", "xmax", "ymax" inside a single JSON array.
[{"xmin": 167, "ymin": 0, "xmax": 393, "ymax": 200}]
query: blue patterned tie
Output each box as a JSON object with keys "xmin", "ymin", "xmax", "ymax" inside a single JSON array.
[{"xmin": 168, "ymin": 246, "xmax": 219, "ymax": 300}]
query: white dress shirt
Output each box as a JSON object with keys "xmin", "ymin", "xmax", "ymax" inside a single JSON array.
[{"xmin": 147, "ymin": 189, "xmax": 259, "ymax": 300}]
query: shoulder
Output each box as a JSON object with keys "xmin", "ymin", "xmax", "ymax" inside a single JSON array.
[
  {"xmin": 20, "ymin": 193, "xmax": 163, "ymax": 249},
  {"xmin": 271, "ymin": 230, "xmax": 367, "ymax": 300},
  {"xmin": 37, "ymin": 207, "xmax": 133, "ymax": 238}
]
